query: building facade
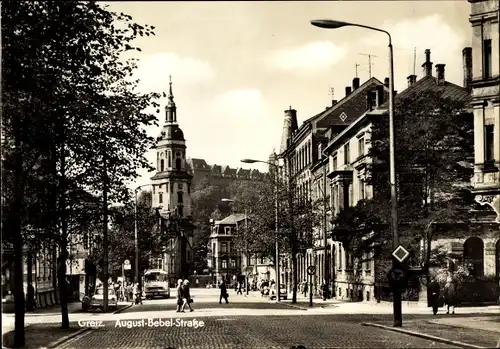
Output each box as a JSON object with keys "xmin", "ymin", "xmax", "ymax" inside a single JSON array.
[
  {"xmin": 469, "ymin": 0, "xmax": 500, "ymax": 223},
  {"xmin": 150, "ymin": 77, "xmax": 194, "ymax": 283},
  {"xmin": 278, "ymin": 76, "xmax": 390, "ymax": 295}
]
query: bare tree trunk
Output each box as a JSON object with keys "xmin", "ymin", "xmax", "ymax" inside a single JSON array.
[
  {"xmin": 291, "ymin": 245, "xmax": 298, "ymax": 303},
  {"xmin": 26, "ymin": 252, "xmax": 34, "ymax": 311},
  {"xmin": 58, "ymin": 143, "xmax": 70, "ymax": 329},
  {"xmin": 58, "ymin": 243, "xmax": 70, "ymax": 329}
]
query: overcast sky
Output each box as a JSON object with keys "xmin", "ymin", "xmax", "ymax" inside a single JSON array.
[{"xmin": 104, "ymin": 1, "xmax": 472, "ymax": 188}]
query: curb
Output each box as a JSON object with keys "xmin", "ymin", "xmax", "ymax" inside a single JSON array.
[
  {"xmin": 44, "ymin": 303, "xmax": 132, "ymax": 349},
  {"xmin": 46, "ymin": 327, "xmax": 91, "ymax": 349},
  {"xmin": 361, "ymin": 322, "xmax": 487, "ymax": 349}
]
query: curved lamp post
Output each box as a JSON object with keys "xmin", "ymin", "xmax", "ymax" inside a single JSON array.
[
  {"xmin": 311, "ymin": 19, "xmax": 400, "ymax": 327},
  {"xmin": 221, "ymin": 198, "xmax": 249, "ymax": 295},
  {"xmin": 241, "ymin": 158, "xmax": 281, "ymax": 301}
]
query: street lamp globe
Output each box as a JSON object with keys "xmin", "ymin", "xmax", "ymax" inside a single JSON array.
[
  {"xmin": 310, "ymin": 19, "xmax": 350, "ymax": 29},
  {"xmin": 240, "ymin": 159, "xmax": 258, "ymax": 164}
]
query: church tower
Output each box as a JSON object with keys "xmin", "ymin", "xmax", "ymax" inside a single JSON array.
[{"xmin": 151, "ymin": 76, "xmax": 193, "ymax": 218}]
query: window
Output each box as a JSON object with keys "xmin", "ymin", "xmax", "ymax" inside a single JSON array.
[
  {"xmin": 83, "ymin": 233, "xmax": 89, "ymax": 250},
  {"xmin": 221, "ymin": 243, "xmax": 227, "ymax": 253},
  {"xmin": 260, "ymin": 256, "xmax": 264, "ymax": 264},
  {"xmin": 178, "ymin": 183, "xmax": 183, "ymax": 190},
  {"xmin": 359, "ymin": 179, "xmax": 365, "ymax": 200},
  {"xmin": 230, "ymin": 259, "xmax": 236, "ymax": 268},
  {"xmin": 332, "ymin": 156, "xmax": 337, "ymax": 170},
  {"xmin": 344, "ymin": 143, "xmax": 350, "ymax": 165},
  {"xmin": 483, "ymin": 39, "xmax": 492, "ymax": 79},
  {"xmin": 160, "ymin": 159, "xmax": 164, "ymax": 172},
  {"xmin": 222, "ymin": 260, "xmax": 227, "ymax": 269},
  {"xmin": 212, "ymin": 243, "xmax": 216, "ymax": 254},
  {"xmin": 167, "ymin": 152, "xmax": 171, "ymax": 168},
  {"xmin": 224, "ymin": 227, "xmax": 231, "ymax": 235},
  {"xmin": 159, "ymin": 192, "xmax": 163, "ymax": 204},
  {"xmin": 485, "ymin": 124, "xmax": 495, "ymax": 163},
  {"xmin": 358, "ymin": 138, "xmax": 365, "ymax": 157},
  {"xmin": 338, "ymin": 244, "xmax": 343, "ymax": 270},
  {"xmin": 177, "ymin": 192, "xmax": 183, "ymax": 205},
  {"xmin": 176, "ymin": 158, "xmax": 181, "ymax": 170},
  {"xmin": 152, "ymin": 185, "xmax": 155, "ymax": 194}
]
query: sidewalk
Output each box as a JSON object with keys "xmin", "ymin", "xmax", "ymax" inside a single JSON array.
[
  {"xmin": 2, "ymin": 302, "xmax": 132, "ymax": 349},
  {"xmin": 363, "ymin": 315, "xmax": 500, "ymax": 348}
]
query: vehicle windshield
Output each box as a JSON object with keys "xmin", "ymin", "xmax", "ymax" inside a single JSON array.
[
  {"xmin": 145, "ymin": 272, "xmax": 167, "ymax": 282},
  {"xmin": 95, "ymin": 288, "xmax": 115, "ymax": 295}
]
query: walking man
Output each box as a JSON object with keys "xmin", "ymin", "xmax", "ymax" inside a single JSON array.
[
  {"xmin": 219, "ymin": 280, "xmax": 229, "ymax": 304},
  {"xmin": 176, "ymin": 279, "xmax": 183, "ymax": 312}
]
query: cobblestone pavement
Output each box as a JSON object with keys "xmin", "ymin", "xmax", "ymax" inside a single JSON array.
[{"xmin": 58, "ymin": 315, "xmax": 463, "ymax": 349}]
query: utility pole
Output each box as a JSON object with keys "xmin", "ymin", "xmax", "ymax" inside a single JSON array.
[
  {"xmin": 359, "ymin": 53, "xmax": 377, "ymax": 78},
  {"xmin": 413, "ymin": 47, "xmax": 416, "ymax": 75},
  {"xmin": 323, "ymin": 162, "xmax": 329, "ymax": 298}
]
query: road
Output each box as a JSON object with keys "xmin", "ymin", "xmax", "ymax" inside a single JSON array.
[{"xmin": 55, "ymin": 289, "xmax": 463, "ymax": 348}]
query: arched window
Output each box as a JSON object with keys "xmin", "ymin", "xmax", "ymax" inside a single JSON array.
[
  {"xmin": 160, "ymin": 159, "xmax": 164, "ymax": 172},
  {"xmin": 167, "ymin": 151, "xmax": 171, "ymax": 168},
  {"xmin": 158, "ymin": 192, "xmax": 163, "ymax": 204},
  {"xmin": 176, "ymin": 158, "xmax": 181, "ymax": 170},
  {"xmin": 463, "ymin": 237, "xmax": 484, "ymax": 277}
]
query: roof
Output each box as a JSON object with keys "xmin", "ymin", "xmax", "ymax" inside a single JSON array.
[
  {"xmin": 187, "ymin": 158, "xmax": 210, "ymax": 170},
  {"xmin": 237, "ymin": 168, "xmax": 251, "ymax": 177},
  {"xmin": 216, "ymin": 213, "xmax": 247, "ymax": 225},
  {"xmin": 377, "ymin": 75, "xmax": 471, "ymax": 110}
]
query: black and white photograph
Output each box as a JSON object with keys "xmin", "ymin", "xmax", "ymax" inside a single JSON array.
[{"xmin": 1, "ymin": 1, "xmax": 499, "ymax": 348}]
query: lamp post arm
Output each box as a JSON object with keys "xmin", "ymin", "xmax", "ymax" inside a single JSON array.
[{"xmin": 350, "ymin": 23, "xmax": 392, "ymax": 46}]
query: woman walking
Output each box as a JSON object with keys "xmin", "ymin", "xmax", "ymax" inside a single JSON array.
[
  {"xmin": 180, "ymin": 279, "xmax": 193, "ymax": 312},
  {"xmin": 444, "ymin": 276, "xmax": 457, "ymax": 314},
  {"xmin": 219, "ymin": 280, "xmax": 229, "ymax": 304}
]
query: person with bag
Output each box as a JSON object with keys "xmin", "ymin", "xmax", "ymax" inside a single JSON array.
[
  {"xmin": 427, "ymin": 278, "xmax": 441, "ymax": 315},
  {"xmin": 175, "ymin": 279, "xmax": 183, "ymax": 312},
  {"xmin": 180, "ymin": 279, "xmax": 193, "ymax": 312},
  {"xmin": 219, "ymin": 280, "xmax": 229, "ymax": 304}
]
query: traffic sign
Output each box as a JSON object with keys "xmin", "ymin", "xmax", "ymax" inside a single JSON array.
[
  {"xmin": 392, "ymin": 245, "xmax": 410, "ymax": 263},
  {"xmin": 124, "ymin": 264, "xmax": 131, "ymax": 270},
  {"xmin": 307, "ymin": 266, "xmax": 316, "ymax": 276},
  {"xmin": 388, "ymin": 268, "xmax": 405, "ymax": 282},
  {"xmin": 124, "ymin": 259, "xmax": 130, "ymax": 265}
]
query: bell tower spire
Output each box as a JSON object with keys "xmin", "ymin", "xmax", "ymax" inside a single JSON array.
[{"xmin": 166, "ymin": 75, "xmax": 177, "ymax": 123}]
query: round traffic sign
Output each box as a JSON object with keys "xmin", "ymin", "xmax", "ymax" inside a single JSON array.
[
  {"xmin": 307, "ymin": 266, "xmax": 316, "ymax": 276},
  {"xmin": 388, "ymin": 268, "xmax": 406, "ymax": 284},
  {"xmin": 124, "ymin": 260, "xmax": 130, "ymax": 265}
]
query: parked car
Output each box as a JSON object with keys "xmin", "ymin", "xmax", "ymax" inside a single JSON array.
[
  {"xmin": 83, "ymin": 287, "xmax": 117, "ymax": 311},
  {"xmin": 270, "ymin": 284, "xmax": 287, "ymax": 300}
]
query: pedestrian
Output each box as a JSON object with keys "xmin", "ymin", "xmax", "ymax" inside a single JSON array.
[
  {"xmin": 219, "ymin": 280, "xmax": 229, "ymax": 304},
  {"xmin": 303, "ymin": 280, "xmax": 308, "ymax": 297},
  {"xmin": 427, "ymin": 278, "xmax": 441, "ymax": 315},
  {"xmin": 180, "ymin": 279, "xmax": 193, "ymax": 312},
  {"xmin": 176, "ymin": 279, "xmax": 183, "ymax": 312},
  {"xmin": 237, "ymin": 281, "xmax": 243, "ymax": 295},
  {"xmin": 444, "ymin": 276, "xmax": 457, "ymax": 314},
  {"xmin": 127, "ymin": 282, "xmax": 133, "ymax": 303},
  {"xmin": 321, "ymin": 280, "xmax": 329, "ymax": 301}
]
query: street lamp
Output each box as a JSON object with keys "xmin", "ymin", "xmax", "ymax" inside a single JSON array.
[
  {"xmin": 135, "ymin": 184, "xmax": 152, "ymax": 284},
  {"xmin": 241, "ymin": 158, "xmax": 281, "ymax": 302},
  {"xmin": 221, "ymin": 198, "xmax": 249, "ymax": 295},
  {"xmin": 311, "ymin": 19, "xmax": 401, "ymax": 327}
]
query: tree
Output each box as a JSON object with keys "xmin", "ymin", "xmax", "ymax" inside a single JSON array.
[
  {"xmin": 332, "ymin": 89, "xmax": 474, "ymax": 279},
  {"xmin": 2, "ymin": 1, "xmax": 160, "ymax": 339},
  {"xmin": 228, "ymin": 174, "xmax": 321, "ymax": 303}
]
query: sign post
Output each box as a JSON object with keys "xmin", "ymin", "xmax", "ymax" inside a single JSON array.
[{"xmin": 307, "ymin": 266, "xmax": 316, "ymax": 307}]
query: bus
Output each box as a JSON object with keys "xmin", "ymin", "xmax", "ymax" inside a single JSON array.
[{"xmin": 143, "ymin": 269, "xmax": 170, "ymax": 299}]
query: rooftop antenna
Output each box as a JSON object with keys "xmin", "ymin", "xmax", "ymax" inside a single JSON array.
[
  {"xmin": 359, "ymin": 53, "xmax": 377, "ymax": 78},
  {"xmin": 413, "ymin": 47, "xmax": 416, "ymax": 75},
  {"xmin": 330, "ymin": 87, "xmax": 335, "ymax": 100},
  {"xmin": 355, "ymin": 63, "xmax": 360, "ymax": 78}
]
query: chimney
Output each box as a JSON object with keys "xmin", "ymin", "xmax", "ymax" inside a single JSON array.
[
  {"xmin": 331, "ymin": 99, "xmax": 338, "ymax": 106},
  {"xmin": 345, "ymin": 86, "xmax": 352, "ymax": 97},
  {"xmin": 375, "ymin": 85, "xmax": 384, "ymax": 107},
  {"xmin": 436, "ymin": 64, "xmax": 445, "ymax": 85},
  {"xmin": 422, "ymin": 49, "xmax": 433, "ymax": 77},
  {"xmin": 462, "ymin": 47, "xmax": 472, "ymax": 91},
  {"xmin": 384, "ymin": 77, "xmax": 390, "ymax": 87},
  {"xmin": 407, "ymin": 74, "xmax": 417, "ymax": 87},
  {"xmin": 352, "ymin": 77, "xmax": 360, "ymax": 90},
  {"xmin": 279, "ymin": 107, "xmax": 298, "ymax": 154}
]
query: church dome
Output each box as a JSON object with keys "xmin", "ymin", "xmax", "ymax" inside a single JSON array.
[{"xmin": 163, "ymin": 125, "xmax": 184, "ymax": 141}]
